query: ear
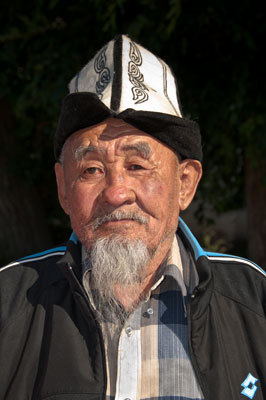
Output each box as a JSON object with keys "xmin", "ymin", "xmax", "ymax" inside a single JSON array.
[
  {"xmin": 54, "ymin": 162, "xmax": 70, "ymax": 215},
  {"xmin": 178, "ymin": 159, "xmax": 202, "ymax": 211}
]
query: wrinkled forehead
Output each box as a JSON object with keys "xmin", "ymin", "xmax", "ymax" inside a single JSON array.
[
  {"xmin": 75, "ymin": 118, "xmax": 145, "ymax": 139},
  {"xmin": 62, "ymin": 117, "xmax": 175, "ymax": 161}
]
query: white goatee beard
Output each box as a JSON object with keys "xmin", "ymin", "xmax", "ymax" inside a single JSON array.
[{"xmin": 84, "ymin": 235, "xmax": 151, "ymax": 324}]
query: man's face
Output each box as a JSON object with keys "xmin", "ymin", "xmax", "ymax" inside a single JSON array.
[{"xmin": 55, "ymin": 118, "xmax": 201, "ymax": 259}]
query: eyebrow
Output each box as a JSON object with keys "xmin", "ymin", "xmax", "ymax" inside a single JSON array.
[
  {"xmin": 74, "ymin": 145, "xmax": 105, "ymax": 161},
  {"xmin": 120, "ymin": 142, "xmax": 152, "ymax": 159},
  {"xmin": 74, "ymin": 141, "xmax": 152, "ymax": 161}
]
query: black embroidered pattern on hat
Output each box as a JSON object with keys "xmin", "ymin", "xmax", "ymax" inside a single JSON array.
[
  {"xmin": 94, "ymin": 46, "xmax": 111, "ymax": 98},
  {"xmin": 128, "ymin": 41, "xmax": 149, "ymax": 104},
  {"xmin": 158, "ymin": 58, "xmax": 179, "ymax": 115}
]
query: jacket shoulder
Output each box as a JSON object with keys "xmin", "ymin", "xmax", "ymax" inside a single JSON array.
[
  {"xmin": 0, "ymin": 245, "xmax": 67, "ymax": 331},
  {"xmin": 199, "ymin": 251, "xmax": 266, "ymax": 316},
  {"xmin": 205, "ymin": 251, "xmax": 266, "ymax": 277},
  {"xmin": 1, "ymin": 245, "xmax": 67, "ymax": 270},
  {"xmin": 0, "ymin": 244, "xmax": 67, "ymax": 300}
]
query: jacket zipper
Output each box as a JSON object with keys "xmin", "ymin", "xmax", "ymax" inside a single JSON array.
[
  {"xmin": 187, "ymin": 289, "xmax": 208, "ymax": 400},
  {"xmin": 66, "ymin": 262, "xmax": 108, "ymax": 400}
]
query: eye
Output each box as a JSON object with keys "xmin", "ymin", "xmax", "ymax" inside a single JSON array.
[
  {"xmin": 85, "ymin": 167, "xmax": 102, "ymax": 174},
  {"xmin": 81, "ymin": 166, "xmax": 104, "ymax": 178},
  {"xmin": 128, "ymin": 164, "xmax": 145, "ymax": 171}
]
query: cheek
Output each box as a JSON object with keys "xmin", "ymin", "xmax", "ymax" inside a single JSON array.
[
  {"xmin": 139, "ymin": 179, "xmax": 164, "ymax": 214},
  {"xmin": 139, "ymin": 176, "xmax": 178, "ymax": 220},
  {"xmin": 143, "ymin": 178, "xmax": 164, "ymax": 196},
  {"xmin": 67, "ymin": 185, "xmax": 96, "ymax": 222}
]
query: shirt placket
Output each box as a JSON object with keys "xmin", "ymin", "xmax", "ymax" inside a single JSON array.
[{"xmin": 115, "ymin": 307, "xmax": 142, "ymax": 400}]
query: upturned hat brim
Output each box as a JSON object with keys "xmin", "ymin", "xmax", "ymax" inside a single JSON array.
[{"xmin": 54, "ymin": 92, "xmax": 202, "ymax": 161}]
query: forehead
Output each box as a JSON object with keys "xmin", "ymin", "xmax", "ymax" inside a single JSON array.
[{"xmin": 64, "ymin": 117, "xmax": 173, "ymax": 157}]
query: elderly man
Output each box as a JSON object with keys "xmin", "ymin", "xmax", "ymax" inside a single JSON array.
[{"xmin": 1, "ymin": 35, "xmax": 266, "ymax": 400}]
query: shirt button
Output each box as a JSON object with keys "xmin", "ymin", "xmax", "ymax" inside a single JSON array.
[
  {"xmin": 125, "ymin": 326, "xmax": 133, "ymax": 336},
  {"xmin": 147, "ymin": 307, "xmax": 154, "ymax": 315}
]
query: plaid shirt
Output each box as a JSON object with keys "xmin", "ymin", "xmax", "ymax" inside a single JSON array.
[{"xmin": 82, "ymin": 235, "xmax": 204, "ymax": 400}]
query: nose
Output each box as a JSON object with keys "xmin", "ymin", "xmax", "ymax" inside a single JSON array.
[{"xmin": 99, "ymin": 172, "xmax": 136, "ymax": 207}]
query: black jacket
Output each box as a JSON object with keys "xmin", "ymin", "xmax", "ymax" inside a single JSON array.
[{"xmin": 1, "ymin": 218, "xmax": 266, "ymax": 400}]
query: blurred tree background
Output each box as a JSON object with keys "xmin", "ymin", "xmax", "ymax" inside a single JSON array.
[{"xmin": 1, "ymin": 0, "xmax": 265, "ymax": 266}]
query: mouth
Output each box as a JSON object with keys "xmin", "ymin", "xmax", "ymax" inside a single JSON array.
[
  {"xmin": 90, "ymin": 210, "xmax": 149, "ymax": 231},
  {"xmin": 100, "ymin": 218, "xmax": 139, "ymax": 227}
]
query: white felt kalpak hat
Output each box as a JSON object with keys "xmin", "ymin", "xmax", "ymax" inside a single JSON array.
[
  {"xmin": 55, "ymin": 34, "xmax": 202, "ymax": 161},
  {"xmin": 69, "ymin": 34, "xmax": 183, "ymax": 116}
]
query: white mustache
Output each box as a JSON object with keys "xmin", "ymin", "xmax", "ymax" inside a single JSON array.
[{"xmin": 89, "ymin": 210, "xmax": 148, "ymax": 231}]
